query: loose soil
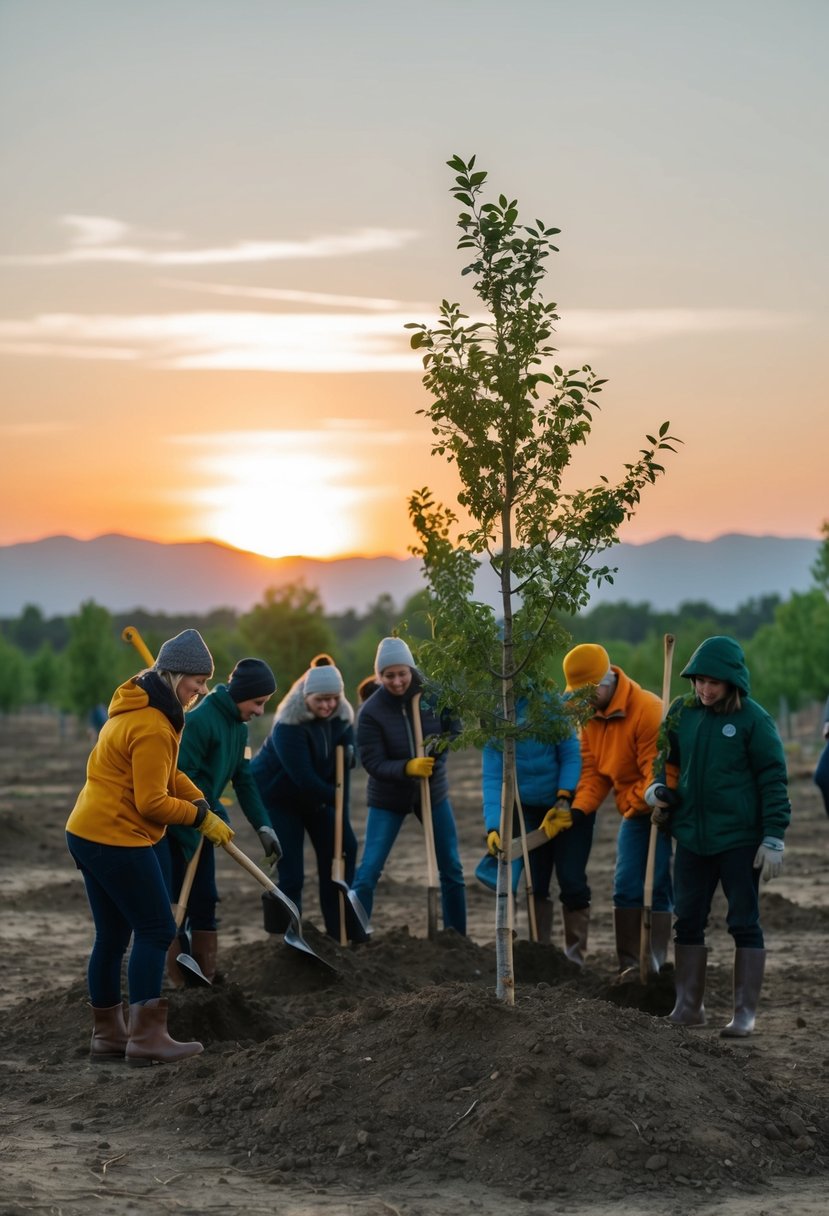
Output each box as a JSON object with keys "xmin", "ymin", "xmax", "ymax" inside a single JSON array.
[{"xmin": 2, "ymin": 711, "xmax": 829, "ymax": 1216}]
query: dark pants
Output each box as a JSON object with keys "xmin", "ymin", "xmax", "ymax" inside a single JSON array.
[
  {"xmin": 673, "ymin": 842, "xmax": 763, "ymax": 948},
  {"xmin": 154, "ymin": 834, "xmax": 220, "ymax": 931},
  {"xmin": 522, "ymin": 804, "xmax": 595, "ymax": 910},
  {"xmin": 814, "ymin": 742, "xmax": 829, "ymax": 816},
  {"xmin": 267, "ymin": 803, "xmax": 358, "ymax": 940},
  {"xmin": 66, "ymin": 831, "xmax": 176, "ymax": 1006}
]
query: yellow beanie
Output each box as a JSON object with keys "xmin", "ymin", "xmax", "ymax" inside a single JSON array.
[{"xmin": 563, "ymin": 644, "xmax": 612, "ymax": 692}]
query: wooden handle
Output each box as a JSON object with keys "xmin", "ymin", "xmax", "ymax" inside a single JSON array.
[
  {"xmin": 333, "ymin": 746, "xmax": 345, "ymax": 875},
  {"xmin": 661, "ymin": 634, "xmax": 676, "ymax": 712},
  {"xmin": 412, "ymin": 694, "xmax": 439, "ymax": 891},
  {"xmin": 171, "ymin": 836, "xmax": 204, "ymax": 928},
  {"xmin": 222, "ymin": 839, "xmax": 278, "ymax": 894},
  {"xmin": 122, "ymin": 626, "xmax": 155, "ymax": 668}
]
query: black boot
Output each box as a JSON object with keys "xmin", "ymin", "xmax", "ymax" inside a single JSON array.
[
  {"xmin": 651, "ymin": 911, "xmax": 674, "ymax": 972},
  {"xmin": 90, "ymin": 1003, "xmax": 129, "ymax": 1060},
  {"xmin": 612, "ymin": 907, "xmax": 641, "ymax": 983},
  {"xmin": 532, "ymin": 897, "xmax": 554, "ymax": 944},
  {"xmin": 562, "ymin": 906, "xmax": 590, "ymax": 966},
  {"xmin": 721, "ymin": 948, "xmax": 766, "ymax": 1038},
  {"xmin": 669, "ymin": 944, "xmax": 707, "ymax": 1026}
]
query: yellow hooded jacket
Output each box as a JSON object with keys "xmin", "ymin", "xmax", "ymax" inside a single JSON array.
[
  {"xmin": 66, "ymin": 677, "xmax": 205, "ymax": 847},
  {"xmin": 573, "ymin": 666, "xmax": 662, "ymax": 819}
]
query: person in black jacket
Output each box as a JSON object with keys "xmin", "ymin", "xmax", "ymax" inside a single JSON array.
[
  {"xmin": 353, "ymin": 637, "xmax": 466, "ymax": 933},
  {"xmin": 813, "ymin": 695, "xmax": 829, "ymax": 816},
  {"xmin": 250, "ymin": 656, "xmax": 357, "ymax": 939}
]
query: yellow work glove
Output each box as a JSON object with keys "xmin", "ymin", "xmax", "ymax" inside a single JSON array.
[
  {"xmin": 197, "ymin": 809, "xmax": 235, "ymax": 847},
  {"xmin": 541, "ymin": 804, "xmax": 573, "ymax": 840},
  {"xmin": 486, "ymin": 830, "xmax": 501, "ymax": 856},
  {"xmin": 405, "ymin": 757, "xmax": 435, "ymax": 778}
]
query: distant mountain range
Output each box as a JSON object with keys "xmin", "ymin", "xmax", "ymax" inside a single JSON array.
[{"xmin": 0, "ymin": 532, "xmax": 821, "ymax": 617}]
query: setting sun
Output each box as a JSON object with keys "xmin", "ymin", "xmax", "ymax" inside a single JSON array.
[{"xmin": 189, "ymin": 432, "xmax": 366, "ymax": 559}]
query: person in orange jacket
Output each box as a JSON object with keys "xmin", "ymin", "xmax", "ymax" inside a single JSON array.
[
  {"xmin": 66, "ymin": 629, "xmax": 234, "ymax": 1066},
  {"xmin": 562, "ymin": 643, "xmax": 673, "ymax": 981}
]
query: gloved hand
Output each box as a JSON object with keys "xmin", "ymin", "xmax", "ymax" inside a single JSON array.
[
  {"xmin": 541, "ymin": 805, "xmax": 573, "ymax": 840},
  {"xmin": 486, "ymin": 829, "xmax": 501, "ymax": 856},
  {"xmin": 197, "ymin": 810, "xmax": 235, "ymax": 847},
  {"xmin": 405, "ymin": 757, "xmax": 435, "ymax": 778},
  {"xmin": 645, "ymin": 782, "xmax": 681, "ymax": 809},
  {"xmin": 753, "ymin": 836, "xmax": 784, "ymax": 882},
  {"xmin": 651, "ymin": 806, "xmax": 673, "ymax": 835},
  {"xmin": 257, "ymin": 825, "xmax": 282, "ymax": 861}
]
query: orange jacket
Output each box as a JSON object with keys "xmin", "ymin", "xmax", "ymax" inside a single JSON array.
[
  {"xmin": 66, "ymin": 677, "xmax": 204, "ymax": 847},
  {"xmin": 573, "ymin": 667, "xmax": 662, "ymax": 818}
]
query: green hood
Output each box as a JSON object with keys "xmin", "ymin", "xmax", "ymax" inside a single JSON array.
[{"xmin": 680, "ymin": 636, "xmax": 750, "ymax": 695}]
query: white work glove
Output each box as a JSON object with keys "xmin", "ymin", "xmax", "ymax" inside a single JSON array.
[
  {"xmin": 257, "ymin": 825, "xmax": 283, "ymax": 862},
  {"xmin": 753, "ymin": 836, "xmax": 784, "ymax": 882},
  {"xmin": 644, "ymin": 782, "xmax": 680, "ymax": 809}
]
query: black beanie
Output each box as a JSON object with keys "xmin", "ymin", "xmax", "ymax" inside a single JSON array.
[{"xmin": 227, "ymin": 658, "xmax": 277, "ymax": 703}]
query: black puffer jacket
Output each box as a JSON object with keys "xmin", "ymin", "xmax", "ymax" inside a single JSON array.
[{"xmin": 357, "ymin": 673, "xmax": 459, "ymax": 813}]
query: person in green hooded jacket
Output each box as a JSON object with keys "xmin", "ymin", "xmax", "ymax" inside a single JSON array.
[
  {"xmin": 646, "ymin": 635, "xmax": 791, "ymax": 1038},
  {"xmin": 155, "ymin": 657, "xmax": 281, "ymax": 985}
]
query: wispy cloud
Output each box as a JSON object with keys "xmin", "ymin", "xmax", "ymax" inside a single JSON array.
[
  {"xmin": 159, "ymin": 276, "xmax": 427, "ymax": 312},
  {"xmin": 0, "ymin": 308, "xmax": 799, "ymax": 373},
  {"xmin": 1, "ymin": 215, "xmax": 418, "ymax": 266}
]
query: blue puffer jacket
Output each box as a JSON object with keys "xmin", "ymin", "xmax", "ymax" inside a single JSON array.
[
  {"xmin": 481, "ymin": 697, "xmax": 582, "ymax": 832},
  {"xmin": 357, "ymin": 673, "xmax": 459, "ymax": 813},
  {"xmin": 251, "ymin": 677, "xmax": 355, "ymax": 816}
]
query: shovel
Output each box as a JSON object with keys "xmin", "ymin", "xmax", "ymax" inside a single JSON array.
[
  {"xmin": 169, "ymin": 837, "xmax": 212, "ymax": 987},
  {"xmin": 331, "ymin": 746, "xmax": 371, "ymax": 944},
  {"xmin": 221, "ymin": 840, "xmax": 336, "ymax": 970},
  {"xmin": 412, "ymin": 694, "xmax": 439, "ymax": 941},
  {"xmin": 640, "ymin": 632, "xmax": 676, "ymax": 983}
]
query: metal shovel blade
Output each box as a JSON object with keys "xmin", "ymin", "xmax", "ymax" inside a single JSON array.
[
  {"xmin": 332, "ymin": 879, "xmax": 372, "ymax": 942},
  {"xmin": 261, "ymin": 891, "xmax": 337, "ymax": 971},
  {"xmin": 176, "ymin": 951, "xmax": 212, "ymax": 987}
]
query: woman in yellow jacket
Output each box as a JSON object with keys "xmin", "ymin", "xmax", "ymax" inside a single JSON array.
[{"xmin": 66, "ymin": 629, "xmax": 234, "ymax": 1066}]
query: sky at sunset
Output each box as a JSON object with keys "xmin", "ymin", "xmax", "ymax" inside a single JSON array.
[{"xmin": 1, "ymin": 0, "xmax": 826, "ymax": 561}]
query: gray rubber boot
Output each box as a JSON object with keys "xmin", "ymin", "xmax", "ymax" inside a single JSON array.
[
  {"xmin": 562, "ymin": 906, "xmax": 590, "ymax": 966},
  {"xmin": 651, "ymin": 911, "xmax": 674, "ymax": 972},
  {"xmin": 612, "ymin": 907, "xmax": 641, "ymax": 983},
  {"xmin": 721, "ymin": 948, "xmax": 766, "ymax": 1038},
  {"xmin": 669, "ymin": 944, "xmax": 707, "ymax": 1026},
  {"xmin": 532, "ymin": 897, "xmax": 554, "ymax": 944}
]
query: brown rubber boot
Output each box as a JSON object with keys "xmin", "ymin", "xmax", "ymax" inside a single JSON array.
[
  {"xmin": 562, "ymin": 906, "xmax": 590, "ymax": 966},
  {"xmin": 668, "ymin": 944, "xmax": 707, "ymax": 1026},
  {"xmin": 721, "ymin": 948, "xmax": 766, "ymax": 1038},
  {"xmin": 90, "ymin": 1003, "xmax": 129, "ymax": 1061},
  {"xmin": 532, "ymin": 897, "xmax": 554, "ymax": 944},
  {"xmin": 165, "ymin": 936, "xmax": 186, "ymax": 988},
  {"xmin": 612, "ymin": 907, "xmax": 641, "ymax": 984},
  {"xmin": 190, "ymin": 930, "xmax": 218, "ymax": 983},
  {"xmin": 126, "ymin": 999, "xmax": 204, "ymax": 1067},
  {"xmin": 651, "ymin": 911, "xmax": 674, "ymax": 972}
]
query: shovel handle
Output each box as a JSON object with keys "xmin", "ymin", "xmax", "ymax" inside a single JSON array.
[
  {"xmin": 171, "ymin": 836, "xmax": 204, "ymax": 928},
  {"xmin": 121, "ymin": 625, "xmax": 155, "ymax": 668},
  {"xmin": 333, "ymin": 746, "xmax": 347, "ymax": 945},
  {"xmin": 222, "ymin": 839, "xmax": 279, "ymax": 895},
  {"xmin": 412, "ymin": 694, "xmax": 439, "ymax": 940}
]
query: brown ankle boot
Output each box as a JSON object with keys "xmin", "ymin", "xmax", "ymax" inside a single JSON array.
[
  {"xmin": 562, "ymin": 906, "xmax": 590, "ymax": 966},
  {"xmin": 721, "ymin": 948, "xmax": 766, "ymax": 1038},
  {"xmin": 126, "ymin": 999, "xmax": 203, "ymax": 1067},
  {"xmin": 90, "ymin": 1003, "xmax": 129, "ymax": 1060},
  {"xmin": 190, "ymin": 929, "xmax": 218, "ymax": 982}
]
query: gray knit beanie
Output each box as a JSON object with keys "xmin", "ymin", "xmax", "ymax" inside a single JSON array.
[
  {"xmin": 374, "ymin": 636, "xmax": 415, "ymax": 677},
  {"xmin": 155, "ymin": 629, "xmax": 214, "ymax": 676},
  {"xmin": 304, "ymin": 663, "xmax": 344, "ymax": 696}
]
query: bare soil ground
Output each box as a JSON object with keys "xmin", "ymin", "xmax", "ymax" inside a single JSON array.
[{"xmin": 2, "ymin": 711, "xmax": 829, "ymax": 1216}]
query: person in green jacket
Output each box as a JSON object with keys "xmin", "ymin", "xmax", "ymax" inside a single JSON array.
[
  {"xmin": 646, "ymin": 636, "xmax": 791, "ymax": 1038},
  {"xmin": 156, "ymin": 657, "xmax": 281, "ymax": 984}
]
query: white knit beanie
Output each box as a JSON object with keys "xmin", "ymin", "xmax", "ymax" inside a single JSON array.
[{"xmin": 374, "ymin": 636, "xmax": 415, "ymax": 678}]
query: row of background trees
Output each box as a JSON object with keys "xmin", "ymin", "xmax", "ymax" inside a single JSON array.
[{"xmin": 1, "ymin": 534, "xmax": 827, "ymax": 737}]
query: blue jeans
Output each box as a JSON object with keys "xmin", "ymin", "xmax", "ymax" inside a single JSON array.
[
  {"xmin": 154, "ymin": 834, "xmax": 219, "ymax": 931},
  {"xmin": 814, "ymin": 742, "xmax": 829, "ymax": 816},
  {"xmin": 66, "ymin": 831, "xmax": 176, "ymax": 1006},
  {"xmin": 613, "ymin": 813, "xmax": 673, "ymax": 911},
  {"xmin": 266, "ymin": 805, "xmax": 358, "ymax": 940},
  {"xmin": 354, "ymin": 799, "xmax": 467, "ymax": 933},
  {"xmin": 673, "ymin": 843, "xmax": 763, "ymax": 947},
  {"xmin": 523, "ymin": 805, "xmax": 595, "ymax": 909}
]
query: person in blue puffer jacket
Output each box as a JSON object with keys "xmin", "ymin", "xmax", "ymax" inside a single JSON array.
[
  {"xmin": 353, "ymin": 637, "xmax": 466, "ymax": 934},
  {"xmin": 251, "ymin": 655, "xmax": 357, "ymax": 940},
  {"xmin": 479, "ymin": 694, "xmax": 588, "ymax": 960}
]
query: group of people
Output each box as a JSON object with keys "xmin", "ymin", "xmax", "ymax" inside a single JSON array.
[{"xmin": 66, "ymin": 624, "xmax": 791, "ymax": 1065}]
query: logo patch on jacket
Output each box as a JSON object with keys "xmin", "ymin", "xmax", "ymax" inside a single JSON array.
[{"xmin": 722, "ymin": 723, "xmax": 736, "ymax": 738}]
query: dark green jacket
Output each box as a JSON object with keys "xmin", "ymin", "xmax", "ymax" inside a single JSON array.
[
  {"xmin": 170, "ymin": 684, "xmax": 270, "ymax": 857},
  {"xmin": 660, "ymin": 637, "xmax": 790, "ymax": 855}
]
